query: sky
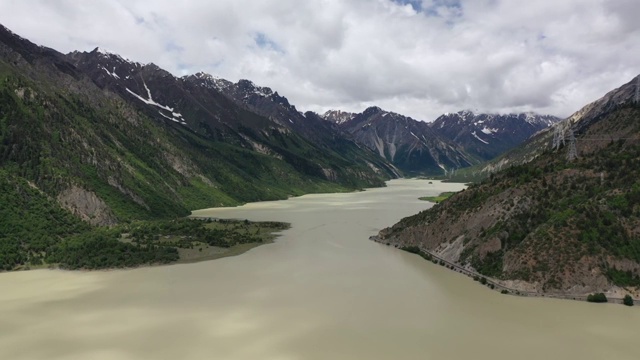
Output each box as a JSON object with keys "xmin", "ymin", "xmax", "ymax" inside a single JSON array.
[{"xmin": 1, "ymin": 0, "xmax": 639, "ymax": 121}]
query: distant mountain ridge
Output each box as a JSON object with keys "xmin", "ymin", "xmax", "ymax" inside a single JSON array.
[
  {"xmin": 323, "ymin": 106, "xmax": 559, "ymax": 175},
  {"xmin": 65, "ymin": 44, "xmax": 560, "ymax": 179},
  {"xmin": 325, "ymin": 106, "xmax": 478, "ymax": 175},
  {"xmin": 322, "ymin": 110, "xmax": 355, "ymax": 124},
  {"xmin": 430, "ymin": 110, "xmax": 561, "ymax": 161}
]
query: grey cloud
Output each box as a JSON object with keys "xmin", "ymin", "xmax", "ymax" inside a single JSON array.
[{"xmin": 0, "ymin": 0, "xmax": 639, "ymax": 121}]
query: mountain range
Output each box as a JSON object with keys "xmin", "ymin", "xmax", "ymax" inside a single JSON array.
[
  {"xmin": 0, "ymin": 24, "xmax": 401, "ymax": 221},
  {"xmin": 0, "ymin": 23, "xmax": 561, "ymax": 271},
  {"xmin": 324, "ymin": 107, "xmax": 559, "ymax": 175}
]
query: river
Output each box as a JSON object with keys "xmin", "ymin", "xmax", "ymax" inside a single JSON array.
[{"xmin": 0, "ymin": 179, "xmax": 638, "ymax": 360}]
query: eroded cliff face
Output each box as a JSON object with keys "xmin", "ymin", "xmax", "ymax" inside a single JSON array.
[
  {"xmin": 57, "ymin": 186, "xmax": 117, "ymax": 226},
  {"xmin": 377, "ymin": 76, "xmax": 640, "ymax": 299}
]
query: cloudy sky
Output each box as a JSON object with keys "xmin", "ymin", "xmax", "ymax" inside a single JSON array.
[{"xmin": 1, "ymin": 0, "xmax": 639, "ymax": 121}]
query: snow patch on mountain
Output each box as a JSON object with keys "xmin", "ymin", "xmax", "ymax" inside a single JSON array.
[
  {"xmin": 100, "ymin": 66, "xmax": 120, "ymax": 79},
  {"xmin": 191, "ymin": 72, "xmax": 232, "ymax": 92},
  {"xmin": 126, "ymin": 80, "xmax": 186, "ymax": 125},
  {"xmin": 94, "ymin": 47, "xmax": 140, "ymax": 67},
  {"xmin": 158, "ymin": 111, "xmax": 186, "ymax": 124},
  {"xmin": 472, "ymin": 131, "xmax": 489, "ymax": 144},
  {"xmin": 322, "ymin": 110, "xmax": 356, "ymax": 124}
]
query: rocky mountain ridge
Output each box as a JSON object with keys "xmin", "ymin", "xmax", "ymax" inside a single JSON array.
[
  {"xmin": 327, "ymin": 106, "xmax": 479, "ymax": 175},
  {"xmin": 69, "ymin": 46, "xmax": 399, "ymax": 182},
  {"xmin": 431, "ymin": 110, "xmax": 560, "ymax": 161},
  {"xmin": 322, "ymin": 109, "xmax": 355, "ymax": 124},
  {"xmin": 0, "ymin": 23, "xmax": 397, "ymax": 226},
  {"xmin": 323, "ymin": 106, "xmax": 559, "ymax": 176}
]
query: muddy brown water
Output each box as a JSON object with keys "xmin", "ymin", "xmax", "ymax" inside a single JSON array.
[{"xmin": 1, "ymin": 179, "xmax": 639, "ymax": 360}]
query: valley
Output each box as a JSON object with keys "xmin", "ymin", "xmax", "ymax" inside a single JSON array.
[
  {"xmin": 2, "ymin": 20, "xmax": 640, "ymax": 303},
  {"xmin": 1, "ymin": 180, "xmax": 639, "ymax": 360},
  {"xmin": 2, "ymin": 0, "xmax": 640, "ymax": 358}
]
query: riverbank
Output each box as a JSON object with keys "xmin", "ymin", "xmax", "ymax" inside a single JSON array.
[{"xmin": 371, "ymin": 235, "xmax": 639, "ymax": 306}]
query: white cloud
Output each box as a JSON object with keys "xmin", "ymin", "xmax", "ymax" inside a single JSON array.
[{"xmin": 1, "ymin": 0, "xmax": 639, "ymax": 121}]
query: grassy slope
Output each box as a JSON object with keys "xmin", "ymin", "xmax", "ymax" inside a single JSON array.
[{"xmin": 0, "ymin": 66, "xmax": 372, "ymax": 216}]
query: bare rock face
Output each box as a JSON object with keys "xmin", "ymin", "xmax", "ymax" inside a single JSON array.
[
  {"xmin": 57, "ymin": 186, "xmax": 117, "ymax": 226},
  {"xmin": 334, "ymin": 106, "xmax": 477, "ymax": 176},
  {"xmin": 431, "ymin": 111, "xmax": 561, "ymax": 161},
  {"xmin": 321, "ymin": 168, "xmax": 338, "ymax": 181}
]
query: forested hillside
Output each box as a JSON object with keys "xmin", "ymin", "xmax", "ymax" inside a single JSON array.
[
  {"xmin": 0, "ymin": 24, "xmax": 393, "ymax": 270},
  {"xmin": 377, "ymin": 76, "xmax": 640, "ymax": 297}
]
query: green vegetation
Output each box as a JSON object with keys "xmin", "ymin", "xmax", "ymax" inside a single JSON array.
[
  {"xmin": 0, "ymin": 169, "xmax": 181, "ymax": 270},
  {"xmin": 623, "ymin": 295, "xmax": 634, "ymax": 306},
  {"xmin": 0, "ymin": 173, "xmax": 289, "ymax": 271},
  {"xmin": 50, "ymin": 218, "xmax": 289, "ymax": 270},
  {"xmin": 606, "ymin": 268, "xmax": 640, "ymax": 287},
  {"xmin": 419, "ymin": 191, "xmax": 456, "ymax": 203},
  {"xmin": 0, "ymin": 50, "xmax": 389, "ymax": 272},
  {"xmin": 472, "ymin": 251, "xmax": 504, "ymax": 278},
  {"xmin": 47, "ymin": 230, "xmax": 180, "ymax": 270},
  {"xmin": 0, "ymin": 167, "xmax": 288, "ymax": 270},
  {"xmin": 586, "ymin": 293, "xmax": 608, "ymax": 303},
  {"xmin": 400, "ymin": 246, "xmax": 432, "ymax": 261},
  {"xmin": 0, "ymin": 170, "xmax": 90, "ymax": 270}
]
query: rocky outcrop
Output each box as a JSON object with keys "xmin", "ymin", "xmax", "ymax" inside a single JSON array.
[{"xmin": 57, "ymin": 186, "xmax": 117, "ymax": 226}]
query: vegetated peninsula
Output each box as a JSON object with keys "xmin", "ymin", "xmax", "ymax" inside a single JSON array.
[
  {"xmin": 376, "ymin": 75, "xmax": 640, "ymax": 302},
  {"xmin": 0, "ymin": 168, "xmax": 289, "ymax": 270}
]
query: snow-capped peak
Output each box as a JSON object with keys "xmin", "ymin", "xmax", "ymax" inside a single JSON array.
[
  {"xmin": 190, "ymin": 72, "xmax": 233, "ymax": 91},
  {"xmin": 322, "ymin": 110, "xmax": 356, "ymax": 124},
  {"xmin": 521, "ymin": 112, "xmax": 560, "ymax": 126},
  {"xmin": 96, "ymin": 47, "xmax": 113, "ymax": 55},
  {"xmin": 91, "ymin": 47, "xmax": 139, "ymax": 66},
  {"xmin": 457, "ymin": 110, "xmax": 476, "ymax": 120}
]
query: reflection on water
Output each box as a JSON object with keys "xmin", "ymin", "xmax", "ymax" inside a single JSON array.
[{"xmin": 0, "ymin": 180, "xmax": 639, "ymax": 360}]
